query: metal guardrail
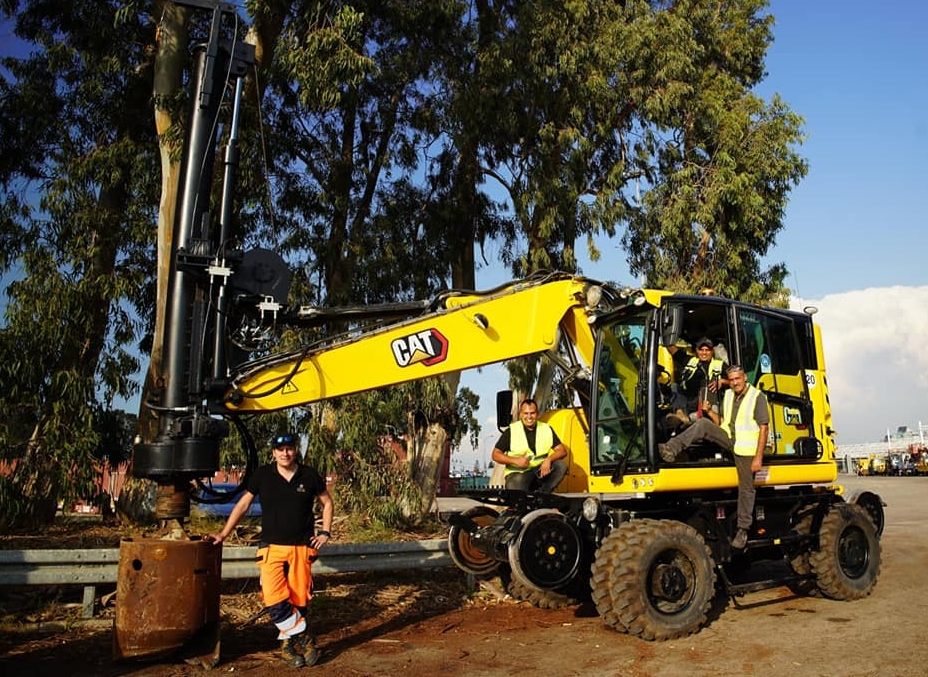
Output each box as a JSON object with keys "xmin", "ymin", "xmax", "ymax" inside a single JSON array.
[{"xmin": 0, "ymin": 539, "xmax": 454, "ymax": 619}]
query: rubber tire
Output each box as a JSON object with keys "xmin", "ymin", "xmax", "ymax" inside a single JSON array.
[
  {"xmin": 810, "ymin": 502, "xmax": 880, "ymax": 601},
  {"xmin": 786, "ymin": 512, "xmax": 820, "ymax": 597},
  {"xmin": 591, "ymin": 519, "xmax": 716, "ymax": 641},
  {"xmin": 505, "ymin": 576, "xmax": 579, "ymax": 609},
  {"xmin": 447, "ymin": 505, "xmax": 501, "ymax": 576},
  {"xmin": 849, "ymin": 491, "xmax": 885, "ymax": 537}
]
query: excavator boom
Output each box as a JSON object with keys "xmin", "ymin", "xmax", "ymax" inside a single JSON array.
[{"xmin": 224, "ymin": 275, "xmax": 604, "ymax": 413}]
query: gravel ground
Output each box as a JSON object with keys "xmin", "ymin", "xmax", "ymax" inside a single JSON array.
[{"xmin": 1, "ymin": 474, "xmax": 924, "ymax": 677}]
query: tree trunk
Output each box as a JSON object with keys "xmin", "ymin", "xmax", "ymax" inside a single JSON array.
[
  {"xmin": 8, "ymin": 425, "xmax": 60, "ymax": 528},
  {"xmin": 411, "ymin": 422, "xmax": 449, "ymax": 516},
  {"xmin": 121, "ymin": 3, "xmax": 189, "ymax": 524},
  {"xmin": 405, "ymin": 373, "xmax": 462, "ymax": 518}
]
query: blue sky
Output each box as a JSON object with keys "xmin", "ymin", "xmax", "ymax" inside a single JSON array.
[
  {"xmin": 754, "ymin": 0, "xmax": 927, "ymax": 298},
  {"xmin": 455, "ymin": 0, "xmax": 928, "ymax": 471}
]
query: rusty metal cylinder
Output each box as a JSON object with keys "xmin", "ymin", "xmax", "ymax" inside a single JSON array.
[
  {"xmin": 154, "ymin": 482, "xmax": 192, "ymax": 520},
  {"xmin": 113, "ymin": 537, "xmax": 222, "ymax": 666}
]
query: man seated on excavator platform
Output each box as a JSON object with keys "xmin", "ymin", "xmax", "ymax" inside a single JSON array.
[
  {"xmin": 666, "ymin": 336, "xmax": 729, "ymax": 429},
  {"xmin": 491, "ymin": 398, "xmax": 569, "ymax": 493}
]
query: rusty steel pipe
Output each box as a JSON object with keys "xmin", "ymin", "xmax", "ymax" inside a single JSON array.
[{"xmin": 113, "ymin": 537, "xmax": 222, "ymax": 668}]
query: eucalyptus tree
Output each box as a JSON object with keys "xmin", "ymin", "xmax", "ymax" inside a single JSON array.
[
  {"xmin": 617, "ymin": 0, "xmax": 807, "ymax": 302},
  {"xmin": 261, "ymin": 1, "xmax": 484, "ymax": 519},
  {"xmin": 0, "ymin": 1, "xmax": 159, "ymax": 527},
  {"xmin": 449, "ymin": 0, "xmax": 805, "ymax": 299},
  {"xmin": 445, "ymin": 0, "xmax": 806, "ymax": 400}
]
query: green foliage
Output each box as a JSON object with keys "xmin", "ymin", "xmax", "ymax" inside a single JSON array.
[
  {"xmin": 0, "ymin": 476, "xmax": 27, "ymax": 530},
  {"xmin": 616, "ymin": 1, "xmax": 807, "ymax": 302},
  {"xmin": 0, "ymin": 1, "xmax": 158, "ymax": 526},
  {"xmin": 275, "ymin": 4, "xmax": 374, "ymax": 112},
  {"xmin": 292, "ymin": 377, "xmax": 478, "ymax": 528},
  {"xmin": 338, "ymin": 512, "xmax": 446, "ymax": 544},
  {"xmin": 299, "ymin": 390, "xmax": 421, "ymax": 528}
]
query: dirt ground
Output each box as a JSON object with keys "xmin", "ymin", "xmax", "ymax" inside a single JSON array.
[{"xmin": 1, "ymin": 474, "xmax": 925, "ymax": 677}]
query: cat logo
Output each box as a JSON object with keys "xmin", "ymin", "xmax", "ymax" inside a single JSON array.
[{"xmin": 391, "ymin": 328, "xmax": 449, "ymax": 368}]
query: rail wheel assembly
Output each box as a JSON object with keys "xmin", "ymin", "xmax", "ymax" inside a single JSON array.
[
  {"xmin": 508, "ymin": 509, "xmax": 583, "ymax": 592},
  {"xmin": 447, "ymin": 505, "xmax": 501, "ymax": 576}
]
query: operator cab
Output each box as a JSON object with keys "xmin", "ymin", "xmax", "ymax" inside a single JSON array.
[{"xmin": 588, "ymin": 293, "xmax": 827, "ymax": 480}]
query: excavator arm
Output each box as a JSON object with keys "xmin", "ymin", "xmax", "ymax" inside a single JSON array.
[{"xmin": 224, "ymin": 274, "xmax": 608, "ymax": 413}]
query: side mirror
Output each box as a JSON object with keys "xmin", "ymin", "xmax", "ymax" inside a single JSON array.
[
  {"xmin": 496, "ymin": 390, "xmax": 514, "ymax": 431},
  {"xmin": 660, "ymin": 304, "xmax": 683, "ymax": 347}
]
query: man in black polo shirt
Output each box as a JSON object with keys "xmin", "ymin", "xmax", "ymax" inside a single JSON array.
[
  {"xmin": 209, "ymin": 432, "xmax": 334, "ymax": 667},
  {"xmin": 491, "ymin": 398, "xmax": 569, "ymax": 492}
]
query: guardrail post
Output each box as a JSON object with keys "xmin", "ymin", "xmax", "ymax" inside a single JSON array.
[{"xmin": 81, "ymin": 585, "xmax": 96, "ymax": 619}]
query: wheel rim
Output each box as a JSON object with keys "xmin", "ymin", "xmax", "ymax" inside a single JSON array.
[
  {"xmin": 838, "ymin": 525, "xmax": 871, "ymax": 579},
  {"xmin": 448, "ymin": 507, "xmax": 499, "ymax": 575},
  {"xmin": 646, "ymin": 548, "xmax": 698, "ymax": 615},
  {"xmin": 511, "ymin": 511, "xmax": 582, "ymax": 589}
]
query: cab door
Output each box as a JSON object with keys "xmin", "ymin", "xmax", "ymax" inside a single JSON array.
[{"xmin": 735, "ymin": 308, "xmax": 816, "ymax": 459}]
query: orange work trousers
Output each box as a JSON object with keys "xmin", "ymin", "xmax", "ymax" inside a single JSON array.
[{"xmin": 255, "ymin": 544, "xmax": 318, "ymax": 609}]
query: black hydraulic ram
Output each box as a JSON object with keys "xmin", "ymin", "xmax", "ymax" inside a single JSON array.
[{"xmin": 132, "ymin": 0, "xmax": 255, "ymax": 519}]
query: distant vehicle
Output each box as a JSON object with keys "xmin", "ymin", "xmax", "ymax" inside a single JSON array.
[{"xmin": 192, "ymin": 482, "xmax": 261, "ymax": 518}]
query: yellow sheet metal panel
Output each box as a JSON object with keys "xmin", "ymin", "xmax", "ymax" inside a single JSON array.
[{"xmin": 585, "ymin": 461, "xmax": 838, "ymax": 494}]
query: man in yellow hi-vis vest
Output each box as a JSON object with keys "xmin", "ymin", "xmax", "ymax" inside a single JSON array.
[
  {"xmin": 668, "ymin": 336, "xmax": 729, "ymax": 427},
  {"xmin": 491, "ymin": 398, "xmax": 568, "ymax": 493},
  {"xmin": 659, "ymin": 366, "xmax": 769, "ymax": 549}
]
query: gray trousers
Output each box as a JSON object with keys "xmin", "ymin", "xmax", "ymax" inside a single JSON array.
[
  {"xmin": 664, "ymin": 418, "xmax": 755, "ymax": 529},
  {"xmin": 663, "ymin": 418, "xmax": 733, "ymax": 455},
  {"xmin": 734, "ymin": 454, "xmax": 756, "ymax": 530},
  {"xmin": 504, "ymin": 458, "xmax": 568, "ymax": 493}
]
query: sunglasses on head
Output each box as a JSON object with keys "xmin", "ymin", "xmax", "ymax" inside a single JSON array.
[{"xmin": 273, "ymin": 434, "xmax": 296, "ymax": 447}]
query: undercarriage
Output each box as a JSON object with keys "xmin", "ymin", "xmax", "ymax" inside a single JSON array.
[{"xmin": 448, "ymin": 485, "xmax": 883, "ymax": 640}]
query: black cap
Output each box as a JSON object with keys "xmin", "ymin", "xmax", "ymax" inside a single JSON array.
[
  {"xmin": 696, "ymin": 337, "xmax": 714, "ymax": 349},
  {"xmin": 272, "ymin": 433, "xmax": 297, "ymax": 447}
]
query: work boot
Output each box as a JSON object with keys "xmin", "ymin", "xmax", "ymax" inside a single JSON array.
[
  {"xmin": 281, "ymin": 637, "xmax": 306, "ymax": 668},
  {"xmin": 732, "ymin": 528, "xmax": 748, "ymax": 550},
  {"xmin": 659, "ymin": 444, "xmax": 676, "ymax": 463},
  {"xmin": 665, "ymin": 412, "xmax": 688, "ymax": 430},
  {"xmin": 292, "ymin": 629, "xmax": 319, "ymax": 666}
]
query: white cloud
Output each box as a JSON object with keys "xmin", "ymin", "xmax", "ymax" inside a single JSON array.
[{"xmin": 791, "ymin": 286, "xmax": 928, "ymax": 443}]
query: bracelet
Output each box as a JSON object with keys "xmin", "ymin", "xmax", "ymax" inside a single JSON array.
[{"xmin": 317, "ymin": 530, "xmax": 331, "ymax": 538}]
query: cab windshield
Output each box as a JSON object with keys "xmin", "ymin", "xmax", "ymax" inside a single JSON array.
[{"xmin": 589, "ymin": 309, "xmax": 650, "ymax": 472}]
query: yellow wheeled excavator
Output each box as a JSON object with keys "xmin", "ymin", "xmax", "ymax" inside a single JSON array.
[{"xmin": 123, "ymin": 0, "xmax": 884, "ymax": 661}]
